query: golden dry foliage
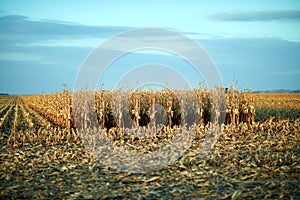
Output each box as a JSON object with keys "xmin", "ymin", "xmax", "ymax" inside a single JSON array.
[
  {"xmin": 19, "ymin": 88, "xmax": 256, "ymax": 130},
  {"xmin": 20, "ymin": 89, "xmax": 73, "ymax": 129}
]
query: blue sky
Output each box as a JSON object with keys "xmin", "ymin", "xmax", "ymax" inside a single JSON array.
[{"xmin": 0, "ymin": 0, "xmax": 300, "ymax": 94}]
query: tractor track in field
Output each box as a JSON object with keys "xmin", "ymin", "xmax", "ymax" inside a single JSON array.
[
  {"xmin": 0, "ymin": 96, "xmax": 16, "ymax": 123},
  {"xmin": 18, "ymin": 104, "xmax": 29, "ymax": 132},
  {"xmin": 18, "ymin": 101, "xmax": 41, "ymax": 132},
  {"xmin": 0, "ymin": 99, "xmax": 17, "ymax": 134},
  {"xmin": 0, "ymin": 106, "xmax": 10, "ymax": 121},
  {"xmin": 13, "ymin": 99, "xmax": 29, "ymax": 133},
  {"xmin": 21, "ymin": 102, "xmax": 55, "ymax": 130},
  {"xmin": 0, "ymin": 105, "xmax": 10, "ymax": 118},
  {"xmin": 21, "ymin": 102, "xmax": 63, "ymax": 130}
]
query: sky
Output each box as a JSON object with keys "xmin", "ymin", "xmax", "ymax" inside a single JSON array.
[{"xmin": 0, "ymin": 0, "xmax": 300, "ymax": 94}]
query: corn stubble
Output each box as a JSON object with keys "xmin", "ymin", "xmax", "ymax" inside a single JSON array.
[{"xmin": 0, "ymin": 88, "xmax": 299, "ymax": 199}]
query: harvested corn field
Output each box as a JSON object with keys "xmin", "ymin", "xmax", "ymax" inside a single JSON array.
[
  {"xmin": 0, "ymin": 90, "xmax": 299, "ymax": 199},
  {"xmin": 250, "ymin": 93, "xmax": 300, "ymax": 121}
]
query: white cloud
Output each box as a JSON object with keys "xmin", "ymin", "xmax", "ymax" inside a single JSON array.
[
  {"xmin": 0, "ymin": 52, "xmax": 43, "ymax": 61},
  {"xmin": 209, "ymin": 10, "xmax": 300, "ymax": 22},
  {"xmin": 16, "ymin": 37, "xmax": 105, "ymax": 48}
]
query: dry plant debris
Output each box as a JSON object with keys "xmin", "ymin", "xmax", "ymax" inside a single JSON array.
[{"xmin": 0, "ymin": 91, "xmax": 299, "ymax": 199}]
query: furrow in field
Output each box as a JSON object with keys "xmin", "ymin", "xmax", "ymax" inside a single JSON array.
[
  {"xmin": 18, "ymin": 100, "xmax": 38, "ymax": 132},
  {"xmin": 0, "ymin": 97, "xmax": 15, "ymax": 119},
  {"xmin": 0, "ymin": 99, "xmax": 16, "ymax": 134},
  {"xmin": 20, "ymin": 102, "xmax": 54, "ymax": 130},
  {"xmin": 0, "ymin": 105, "xmax": 11, "ymax": 119},
  {"xmin": 0, "ymin": 104, "xmax": 8, "ymax": 113},
  {"xmin": 11, "ymin": 99, "xmax": 29, "ymax": 132}
]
